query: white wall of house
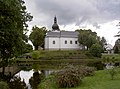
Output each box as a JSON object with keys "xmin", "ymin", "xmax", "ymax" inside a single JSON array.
[
  {"xmin": 60, "ymin": 37, "xmax": 80, "ymax": 50},
  {"xmin": 45, "ymin": 37, "xmax": 81, "ymax": 50}
]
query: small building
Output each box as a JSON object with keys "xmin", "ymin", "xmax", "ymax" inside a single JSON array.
[
  {"xmin": 44, "ymin": 16, "xmax": 81, "ymax": 50},
  {"xmin": 104, "ymin": 44, "xmax": 114, "ymax": 54}
]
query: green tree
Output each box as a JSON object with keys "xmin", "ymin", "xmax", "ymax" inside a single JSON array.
[
  {"xmin": 29, "ymin": 26, "xmax": 47, "ymax": 50},
  {"xmin": 77, "ymin": 29, "xmax": 97, "ymax": 50},
  {"xmin": 22, "ymin": 43, "xmax": 33, "ymax": 53},
  {"xmin": 98, "ymin": 37, "xmax": 107, "ymax": 52},
  {"xmin": 86, "ymin": 34, "xmax": 97, "ymax": 49},
  {"xmin": 0, "ymin": 0, "xmax": 32, "ymax": 75},
  {"xmin": 113, "ymin": 39, "xmax": 120, "ymax": 53},
  {"xmin": 89, "ymin": 43, "xmax": 102, "ymax": 58}
]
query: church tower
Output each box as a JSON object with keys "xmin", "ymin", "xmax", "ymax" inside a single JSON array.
[{"xmin": 52, "ymin": 16, "xmax": 60, "ymax": 31}]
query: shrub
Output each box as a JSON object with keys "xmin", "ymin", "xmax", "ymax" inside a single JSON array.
[
  {"xmin": 55, "ymin": 65, "xmax": 83, "ymax": 88},
  {"xmin": 32, "ymin": 51, "xmax": 40, "ymax": 60},
  {"xmin": 38, "ymin": 75, "xmax": 57, "ymax": 89},
  {"xmin": 89, "ymin": 43, "xmax": 102, "ymax": 58},
  {"xmin": 0, "ymin": 81, "xmax": 9, "ymax": 89},
  {"xmin": 94, "ymin": 61, "xmax": 105, "ymax": 70},
  {"xmin": 78, "ymin": 66, "xmax": 96, "ymax": 76}
]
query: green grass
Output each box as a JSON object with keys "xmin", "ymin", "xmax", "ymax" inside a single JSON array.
[
  {"xmin": 38, "ymin": 68, "xmax": 120, "ymax": 89},
  {"xmin": 70, "ymin": 69, "xmax": 120, "ymax": 89},
  {"xmin": 102, "ymin": 53, "xmax": 120, "ymax": 61},
  {"xmin": 29, "ymin": 50, "xmax": 89, "ymax": 60}
]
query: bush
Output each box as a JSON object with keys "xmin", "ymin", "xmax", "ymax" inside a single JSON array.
[
  {"xmin": 55, "ymin": 65, "xmax": 83, "ymax": 88},
  {"xmin": 94, "ymin": 61, "xmax": 105, "ymax": 70},
  {"xmin": 0, "ymin": 81, "xmax": 9, "ymax": 89},
  {"xmin": 78, "ymin": 66, "xmax": 96, "ymax": 76},
  {"xmin": 38, "ymin": 75, "xmax": 57, "ymax": 89},
  {"xmin": 32, "ymin": 51, "xmax": 40, "ymax": 60},
  {"xmin": 89, "ymin": 43, "xmax": 102, "ymax": 58}
]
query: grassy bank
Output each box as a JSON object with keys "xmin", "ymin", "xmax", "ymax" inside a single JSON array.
[
  {"xmin": 71, "ymin": 68, "xmax": 120, "ymax": 89},
  {"xmin": 38, "ymin": 68, "xmax": 120, "ymax": 89}
]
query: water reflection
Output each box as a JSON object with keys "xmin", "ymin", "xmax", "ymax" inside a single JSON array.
[
  {"xmin": 0, "ymin": 63, "xmax": 54, "ymax": 89},
  {"xmin": 15, "ymin": 69, "xmax": 53, "ymax": 89}
]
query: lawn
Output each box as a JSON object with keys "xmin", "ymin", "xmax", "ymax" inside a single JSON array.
[
  {"xmin": 38, "ymin": 68, "xmax": 120, "ymax": 89},
  {"xmin": 65, "ymin": 68, "xmax": 120, "ymax": 89}
]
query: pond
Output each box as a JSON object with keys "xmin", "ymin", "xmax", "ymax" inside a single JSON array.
[
  {"xmin": 15, "ymin": 69, "xmax": 53, "ymax": 89},
  {"xmin": 0, "ymin": 63, "xmax": 55, "ymax": 89}
]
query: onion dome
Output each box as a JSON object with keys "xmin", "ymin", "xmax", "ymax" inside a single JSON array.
[{"xmin": 52, "ymin": 16, "xmax": 60, "ymax": 31}]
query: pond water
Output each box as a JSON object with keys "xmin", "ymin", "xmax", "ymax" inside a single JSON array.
[
  {"xmin": 0, "ymin": 63, "xmax": 55, "ymax": 89},
  {"xmin": 15, "ymin": 69, "xmax": 53, "ymax": 89},
  {"xmin": 15, "ymin": 69, "xmax": 53, "ymax": 83}
]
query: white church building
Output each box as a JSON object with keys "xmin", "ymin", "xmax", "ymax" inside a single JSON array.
[{"xmin": 44, "ymin": 17, "xmax": 81, "ymax": 50}]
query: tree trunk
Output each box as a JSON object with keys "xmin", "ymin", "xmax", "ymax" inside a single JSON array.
[{"xmin": 2, "ymin": 66, "xmax": 5, "ymax": 76}]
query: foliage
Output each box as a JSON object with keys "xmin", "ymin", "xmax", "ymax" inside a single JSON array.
[
  {"xmin": 89, "ymin": 43, "xmax": 102, "ymax": 58},
  {"xmin": 32, "ymin": 51, "xmax": 40, "ymax": 60},
  {"xmin": 77, "ymin": 29, "xmax": 98, "ymax": 50},
  {"xmin": 77, "ymin": 29, "xmax": 106, "ymax": 51},
  {"xmin": 113, "ymin": 39, "xmax": 120, "ymax": 53},
  {"xmin": 99, "ymin": 37, "xmax": 107, "ymax": 52},
  {"xmin": 29, "ymin": 71, "xmax": 44, "ymax": 89},
  {"xmin": 114, "ymin": 46, "xmax": 119, "ymax": 53},
  {"xmin": 78, "ymin": 66, "xmax": 96, "ymax": 76},
  {"xmin": 38, "ymin": 75, "xmax": 57, "ymax": 89},
  {"xmin": 0, "ymin": 0, "xmax": 32, "ymax": 75},
  {"xmin": 108, "ymin": 67, "xmax": 117, "ymax": 80},
  {"xmin": 29, "ymin": 26, "xmax": 47, "ymax": 50},
  {"xmin": 0, "ymin": 81, "xmax": 9, "ymax": 89},
  {"xmin": 55, "ymin": 65, "xmax": 84, "ymax": 88},
  {"xmin": 9, "ymin": 76, "xmax": 27, "ymax": 89},
  {"xmin": 0, "ymin": 0, "xmax": 32, "ymax": 58},
  {"xmin": 38, "ymin": 65, "xmax": 96, "ymax": 89},
  {"xmin": 22, "ymin": 43, "xmax": 33, "ymax": 53},
  {"xmin": 70, "ymin": 68, "xmax": 120, "ymax": 89}
]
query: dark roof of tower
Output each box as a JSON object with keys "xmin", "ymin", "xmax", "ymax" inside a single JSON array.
[{"xmin": 52, "ymin": 16, "xmax": 60, "ymax": 31}]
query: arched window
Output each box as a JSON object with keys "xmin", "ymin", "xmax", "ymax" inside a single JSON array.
[
  {"xmin": 75, "ymin": 41, "xmax": 77, "ymax": 44},
  {"xmin": 70, "ymin": 40, "xmax": 72, "ymax": 44},
  {"xmin": 65, "ymin": 40, "xmax": 67, "ymax": 44},
  {"xmin": 53, "ymin": 41, "xmax": 55, "ymax": 44}
]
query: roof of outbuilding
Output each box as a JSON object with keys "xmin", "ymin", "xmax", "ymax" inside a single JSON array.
[{"xmin": 46, "ymin": 31, "xmax": 79, "ymax": 38}]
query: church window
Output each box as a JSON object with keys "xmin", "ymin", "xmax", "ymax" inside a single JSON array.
[
  {"xmin": 65, "ymin": 40, "xmax": 67, "ymax": 44},
  {"xmin": 75, "ymin": 41, "xmax": 77, "ymax": 44},
  {"xmin": 53, "ymin": 41, "xmax": 55, "ymax": 44},
  {"xmin": 70, "ymin": 40, "xmax": 72, "ymax": 44}
]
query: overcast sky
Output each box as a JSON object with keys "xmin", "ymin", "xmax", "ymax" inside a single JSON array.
[{"xmin": 24, "ymin": 0, "xmax": 120, "ymax": 46}]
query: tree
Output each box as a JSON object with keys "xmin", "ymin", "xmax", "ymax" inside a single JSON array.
[
  {"xmin": 29, "ymin": 26, "xmax": 47, "ymax": 50},
  {"xmin": 98, "ymin": 37, "xmax": 107, "ymax": 52},
  {"xmin": 89, "ymin": 43, "xmax": 102, "ymax": 58},
  {"xmin": 113, "ymin": 39, "xmax": 120, "ymax": 53},
  {"xmin": 0, "ymin": 0, "xmax": 32, "ymax": 75},
  {"xmin": 22, "ymin": 43, "xmax": 33, "ymax": 53},
  {"xmin": 86, "ymin": 34, "xmax": 97, "ymax": 50},
  {"xmin": 29, "ymin": 71, "xmax": 44, "ymax": 89},
  {"xmin": 77, "ymin": 29, "xmax": 98, "ymax": 50}
]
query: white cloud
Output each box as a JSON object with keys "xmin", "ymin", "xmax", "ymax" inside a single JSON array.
[{"xmin": 24, "ymin": 0, "xmax": 120, "ymax": 46}]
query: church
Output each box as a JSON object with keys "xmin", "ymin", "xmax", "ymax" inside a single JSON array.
[{"xmin": 44, "ymin": 16, "xmax": 81, "ymax": 50}]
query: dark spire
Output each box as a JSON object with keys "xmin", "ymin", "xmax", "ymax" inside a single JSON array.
[
  {"xmin": 54, "ymin": 16, "xmax": 57, "ymax": 23},
  {"xmin": 52, "ymin": 16, "xmax": 60, "ymax": 31}
]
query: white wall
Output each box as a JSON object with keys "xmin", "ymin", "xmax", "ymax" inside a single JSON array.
[
  {"xmin": 45, "ymin": 37, "xmax": 60, "ymax": 50},
  {"xmin": 45, "ymin": 37, "xmax": 81, "ymax": 50},
  {"xmin": 60, "ymin": 37, "xmax": 80, "ymax": 50}
]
